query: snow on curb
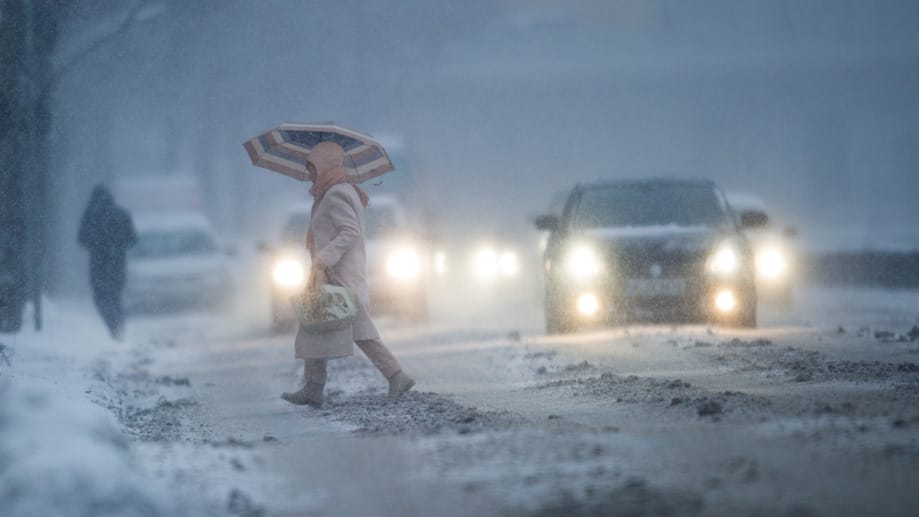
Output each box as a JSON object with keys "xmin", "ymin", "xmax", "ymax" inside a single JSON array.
[
  {"xmin": 0, "ymin": 299, "xmax": 175, "ymax": 517},
  {"xmin": 0, "ymin": 379, "xmax": 171, "ymax": 517}
]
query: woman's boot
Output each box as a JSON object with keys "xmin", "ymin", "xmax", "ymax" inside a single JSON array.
[
  {"xmin": 387, "ymin": 371, "xmax": 415, "ymax": 399},
  {"xmin": 281, "ymin": 382, "xmax": 324, "ymax": 408}
]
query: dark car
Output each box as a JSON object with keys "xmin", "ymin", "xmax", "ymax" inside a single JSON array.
[{"xmin": 534, "ymin": 179, "xmax": 757, "ymax": 333}]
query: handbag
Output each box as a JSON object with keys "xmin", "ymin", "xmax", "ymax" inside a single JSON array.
[{"xmin": 290, "ymin": 283, "xmax": 358, "ymax": 334}]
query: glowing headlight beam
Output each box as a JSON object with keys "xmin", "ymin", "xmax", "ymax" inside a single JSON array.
[
  {"xmin": 576, "ymin": 293, "xmax": 600, "ymax": 317},
  {"xmin": 386, "ymin": 249, "xmax": 422, "ymax": 280},
  {"xmin": 714, "ymin": 289, "xmax": 738, "ymax": 313},
  {"xmin": 756, "ymin": 248, "xmax": 787, "ymax": 280},
  {"xmin": 273, "ymin": 259, "xmax": 306, "ymax": 287},
  {"xmin": 474, "ymin": 247, "xmax": 521, "ymax": 280},
  {"xmin": 498, "ymin": 251, "xmax": 520, "ymax": 277},
  {"xmin": 434, "ymin": 252, "xmax": 448, "ymax": 276},
  {"xmin": 474, "ymin": 247, "xmax": 499, "ymax": 279},
  {"xmin": 709, "ymin": 247, "xmax": 738, "ymax": 275},
  {"xmin": 566, "ymin": 246, "xmax": 601, "ymax": 280}
]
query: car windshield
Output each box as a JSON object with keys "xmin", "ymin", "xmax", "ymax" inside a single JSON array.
[
  {"xmin": 131, "ymin": 229, "xmax": 217, "ymax": 259},
  {"xmin": 280, "ymin": 212, "xmax": 310, "ymax": 245},
  {"xmin": 572, "ymin": 184, "xmax": 730, "ymax": 229},
  {"xmin": 364, "ymin": 205, "xmax": 398, "ymax": 239},
  {"xmin": 279, "ymin": 205, "xmax": 400, "ymax": 244}
]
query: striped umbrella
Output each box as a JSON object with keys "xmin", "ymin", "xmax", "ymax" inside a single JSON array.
[{"xmin": 243, "ymin": 122, "xmax": 394, "ymax": 183}]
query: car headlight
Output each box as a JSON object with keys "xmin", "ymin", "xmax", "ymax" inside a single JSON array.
[
  {"xmin": 756, "ymin": 247, "xmax": 787, "ymax": 280},
  {"xmin": 708, "ymin": 246, "xmax": 738, "ymax": 275},
  {"xmin": 714, "ymin": 289, "xmax": 738, "ymax": 313},
  {"xmin": 433, "ymin": 252, "xmax": 448, "ymax": 276},
  {"xmin": 498, "ymin": 251, "xmax": 520, "ymax": 277},
  {"xmin": 273, "ymin": 259, "xmax": 306, "ymax": 287},
  {"xmin": 386, "ymin": 248, "xmax": 422, "ymax": 280},
  {"xmin": 474, "ymin": 247, "xmax": 499, "ymax": 280},
  {"xmin": 576, "ymin": 292, "xmax": 601, "ymax": 316},
  {"xmin": 565, "ymin": 245, "xmax": 601, "ymax": 280},
  {"xmin": 473, "ymin": 246, "xmax": 518, "ymax": 280}
]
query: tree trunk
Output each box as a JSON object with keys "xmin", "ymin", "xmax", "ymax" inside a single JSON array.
[
  {"xmin": 0, "ymin": 0, "xmax": 64, "ymax": 331},
  {"xmin": 0, "ymin": 0, "xmax": 29, "ymax": 331}
]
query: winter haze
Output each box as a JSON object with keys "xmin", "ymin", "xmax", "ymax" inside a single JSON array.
[
  {"xmin": 48, "ymin": 0, "xmax": 919, "ymax": 291},
  {"xmin": 4, "ymin": 1, "xmax": 919, "ymax": 517}
]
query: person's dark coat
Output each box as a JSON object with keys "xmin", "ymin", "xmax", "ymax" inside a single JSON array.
[
  {"xmin": 79, "ymin": 185, "xmax": 136, "ymax": 336},
  {"xmin": 79, "ymin": 186, "xmax": 137, "ymax": 291}
]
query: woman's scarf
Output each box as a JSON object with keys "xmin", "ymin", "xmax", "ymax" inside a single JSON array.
[
  {"xmin": 306, "ymin": 166, "xmax": 370, "ymax": 256},
  {"xmin": 308, "ymin": 167, "xmax": 369, "ymax": 206}
]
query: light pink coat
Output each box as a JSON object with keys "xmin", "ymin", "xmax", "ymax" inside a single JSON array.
[{"xmin": 294, "ymin": 183, "xmax": 379, "ymax": 358}]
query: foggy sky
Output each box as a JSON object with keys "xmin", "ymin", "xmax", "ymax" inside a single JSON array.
[{"xmin": 47, "ymin": 0, "xmax": 919, "ymax": 291}]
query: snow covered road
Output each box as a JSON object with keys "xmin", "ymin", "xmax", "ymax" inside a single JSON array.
[{"xmin": 5, "ymin": 286, "xmax": 918, "ymax": 516}]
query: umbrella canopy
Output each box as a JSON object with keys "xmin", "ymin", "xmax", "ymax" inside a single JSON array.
[{"xmin": 243, "ymin": 123, "xmax": 394, "ymax": 183}]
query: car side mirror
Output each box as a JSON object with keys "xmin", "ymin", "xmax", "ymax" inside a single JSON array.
[
  {"xmin": 739, "ymin": 210, "xmax": 768, "ymax": 229},
  {"xmin": 418, "ymin": 228, "xmax": 440, "ymax": 244},
  {"xmin": 533, "ymin": 214, "xmax": 560, "ymax": 232}
]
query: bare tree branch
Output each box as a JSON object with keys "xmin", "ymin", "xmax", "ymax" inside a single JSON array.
[{"xmin": 44, "ymin": 0, "xmax": 151, "ymax": 96}]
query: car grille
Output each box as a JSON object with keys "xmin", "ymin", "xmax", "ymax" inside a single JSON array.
[{"xmin": 602, "ymin": 242, "xmax": 705, "ymax": 279}]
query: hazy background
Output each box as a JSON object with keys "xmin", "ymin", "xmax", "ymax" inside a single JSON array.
[{"xmin": 47, "ymin": 0, "xmax": 919, "ymax": 292}]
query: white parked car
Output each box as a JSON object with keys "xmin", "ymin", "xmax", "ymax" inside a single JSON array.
[{"xmin": 125, "ymin": 214, "xmax": 234, "ymax": 313}]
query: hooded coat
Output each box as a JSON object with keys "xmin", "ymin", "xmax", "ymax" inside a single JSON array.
[
  {"xmin": 294, "ymin": 144, "xmax": 379, "ymax": 359},
  {"xmin": 78, "ymin": 186, "xmax": 137, "ymax": 291}
]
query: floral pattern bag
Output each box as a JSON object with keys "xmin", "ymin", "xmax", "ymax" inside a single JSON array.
[{"xmin": 290, "ymin": 284, "xmax": 357, "ymax": 334}]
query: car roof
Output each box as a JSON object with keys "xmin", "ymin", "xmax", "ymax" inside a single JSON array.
[
  {"xmin": 725, "ymin": 192, "xmax": 768, "ymax": 213},
  {"xmin": 368, "ymin": 194, "xmax": 402, "ymax": 208},
  {"xmin": 134, "ymin": 213, "xmax": 217, "ymax": 234},
  {"xmin": 575, "ymin": 178, "xmax": 717, "ymax": 191},
  {"xmin": 284, "ymin": 201, "xmax": 313, "ymax": 217},
  {"xmin": 282, "ymin": 193, "xmax": 403, "ymax": 217}
]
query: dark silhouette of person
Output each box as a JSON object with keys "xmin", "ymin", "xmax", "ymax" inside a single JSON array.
[{"xmin": 78, "ymin": 185, "xmax": 137, "ymax": 340}]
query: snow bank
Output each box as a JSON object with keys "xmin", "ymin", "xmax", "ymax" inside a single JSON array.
[
  {"xmin": 0, "ymin": 299, "xmax": 173, "ymax": 517},
  {"xmin": 0, "ymin": 380, "xmax": 170, "ymax": 517}
]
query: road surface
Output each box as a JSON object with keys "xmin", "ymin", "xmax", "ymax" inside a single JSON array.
[{"xmin": 111, "ymin": 286, "xmax": 919, "ymax": 516}]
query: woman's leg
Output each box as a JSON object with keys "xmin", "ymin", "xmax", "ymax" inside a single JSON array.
[
  {"xmin": 304, "ymin": 358, "xmax": 328, "ymax": 386},
  {"xmin": 355, "ymin": 339, "xmax": 401, "ymax": 379},
  {"xmin": 282, "ymin": 359, "xmax": 326, "ymax": 407}
]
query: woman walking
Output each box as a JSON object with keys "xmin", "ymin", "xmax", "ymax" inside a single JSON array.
[{"xmin": 282, "ymin": 141, "xmax": 414, "ymax": 407}]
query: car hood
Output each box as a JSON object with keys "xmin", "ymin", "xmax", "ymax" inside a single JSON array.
[
  {"xmin": 578, "ymin": 225, "xmax": 725, "ymax": 252},
  {"xmin": 571, "ymin": 225, "xmax": 741, "ymax": 277},
  {"xmin": 741, "ymin": 228, "xmax": 790, "ymax": 247},
  {"xmin": 366, "ymin": 240, "xmax": 385, "ymax": 262},
  {"xmin": 272, "ymin": 239, "xmax": 400, "ymax": 265},
  {"xmin": 128, "ymin": 254, "xmax": 228, "ymax": 279}
]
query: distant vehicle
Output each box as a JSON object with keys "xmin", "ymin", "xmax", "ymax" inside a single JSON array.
[
  {"xmin": 115, "ymin": 175, "xmax": 206, "ymax": 215},
  {"xmin": 264, "ymin": 195, "xmax": 431, "ymax": 331},
  {"xmin": 458, "ymin": 236, "xmax": 523, "ymax": 285},
  {"xmin": 125, "ymin": 214, "xmax": 234, "ymax": 313},
  {"xmin": 727, "ymin": 193, "xmax": 798, "ymax": 304},
  {"xmin": 534, "ymin": 178, "xmax": 758, "ymax": 333}
]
